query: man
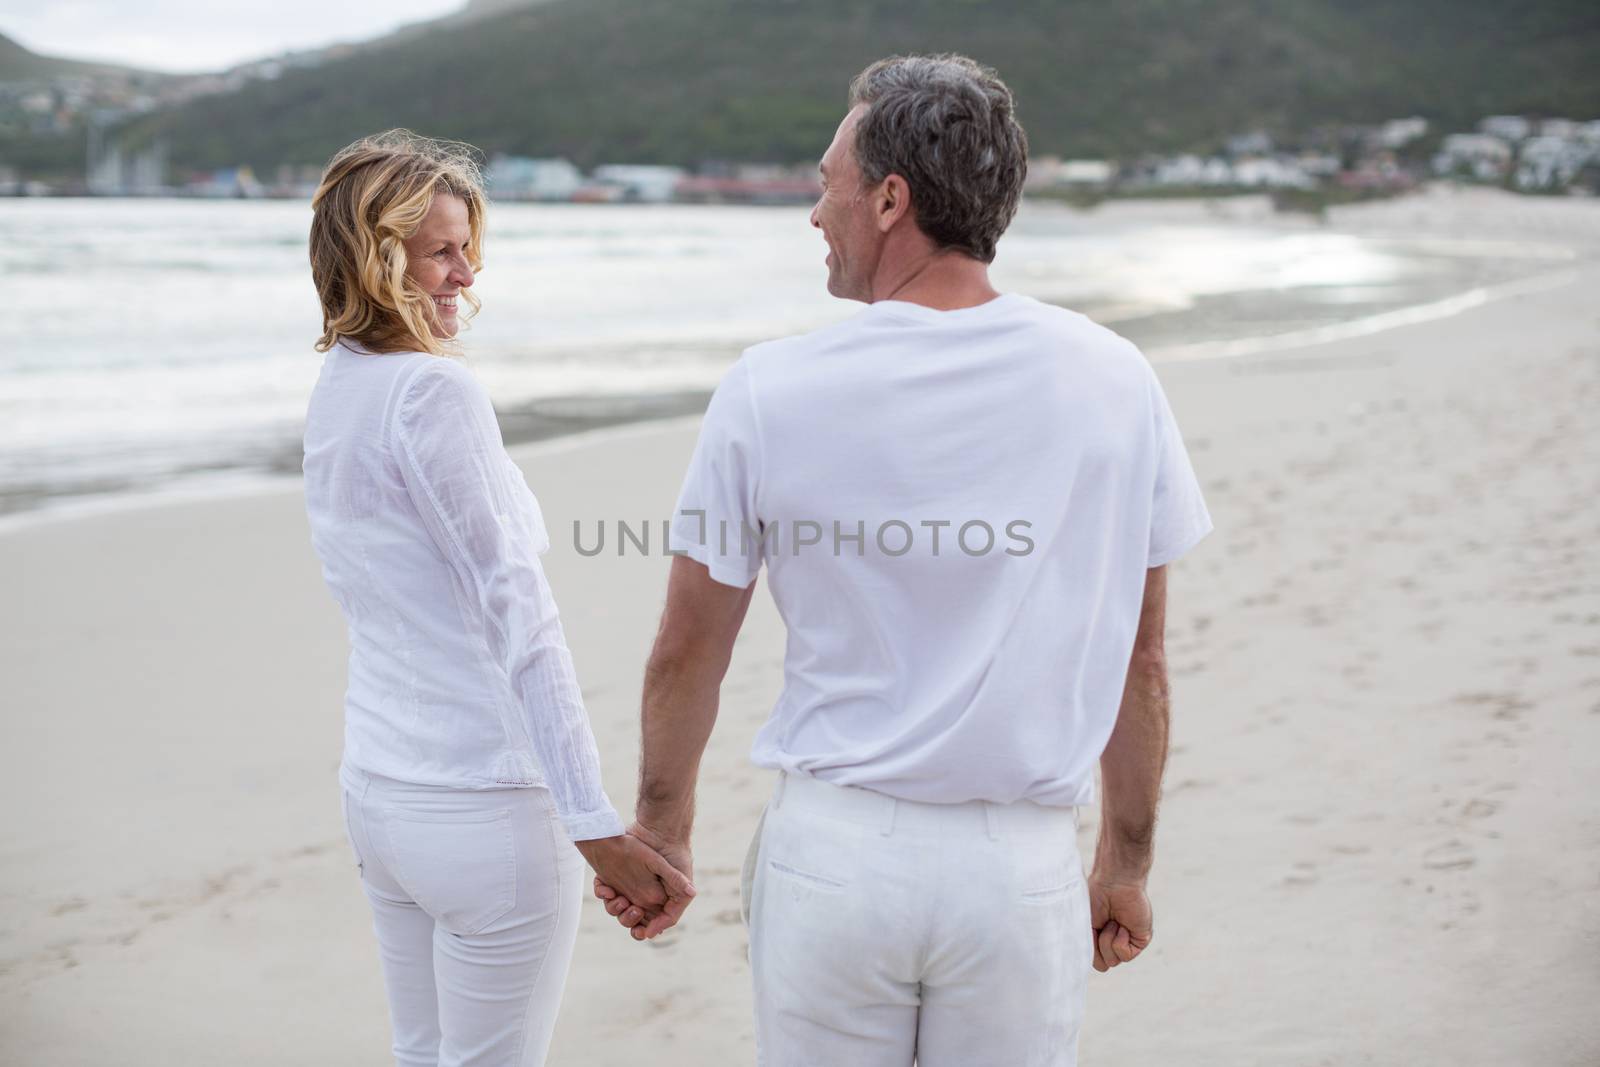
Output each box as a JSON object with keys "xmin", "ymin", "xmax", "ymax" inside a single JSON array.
[{"xmin": 599, "ymin": 53, "xmax": 1213, "ymax": 1064}]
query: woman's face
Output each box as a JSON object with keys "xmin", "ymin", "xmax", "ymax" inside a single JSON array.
[{"xmin": 402, "ymin": 193, "xmax": 475, "ymax": 339}]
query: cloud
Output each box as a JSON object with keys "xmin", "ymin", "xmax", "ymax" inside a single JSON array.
[{"xmin": 2, "ymin": 0, "xmax": 467, "ymax": 73}]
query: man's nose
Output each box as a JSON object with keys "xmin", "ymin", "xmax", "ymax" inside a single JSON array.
[{"xmin": 809, "ymin": 202, "xmax": 822, "ymax": 229}]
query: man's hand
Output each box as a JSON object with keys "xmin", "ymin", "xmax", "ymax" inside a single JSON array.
[
  {"xmin": 1087, "ymin": 872, "xmax": 1153, "ymax": 972},
  {"xmin": 593, "ymin": 821, "xmax": 695, "ymax": 940},
  {"xmin": 592, "ymin": 556, "xmax": 751, "ymax": 942},
  {"xmin": 573, "ymin": 833, "xmax": 695, "ymax": 940}
]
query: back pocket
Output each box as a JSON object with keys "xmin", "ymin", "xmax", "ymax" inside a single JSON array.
[
  {"xmin": 1019, "ymin": 862, "xmax": 1085, "ymax": 906},
  {"xmin": 341, "ymin": 790, "xmax": 365, "ymax": 875},
  {"xmin": 382, "ymin": 806, "xmax": 517, "ymax": 935}
]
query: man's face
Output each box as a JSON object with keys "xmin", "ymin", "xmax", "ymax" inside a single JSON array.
[{"xmin": 809, "ymin": 106, "xmax": 881, "ymax": 301}]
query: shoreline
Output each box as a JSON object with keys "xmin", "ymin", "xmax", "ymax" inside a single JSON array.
[
  {"xmin": 1, "ymin": 264, "xmax": 1584, "ymax": 537},
  {"xmin": 4, "ymin": 192, "xmax": 1589, "ymax": 533}
]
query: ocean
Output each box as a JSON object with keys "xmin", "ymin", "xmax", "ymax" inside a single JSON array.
[{"xmin": 0, "ymin": 196, "xmax": 1568, "ymax": 521}]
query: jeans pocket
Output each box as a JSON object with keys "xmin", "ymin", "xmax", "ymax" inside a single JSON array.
[
  {"xmin": 766, "ymin": 859, "xmax": 847, "ymax": 892},
  {"xmin": 762, "ymin": 806, "xmax": 853, "ymax": 895},
  {"xmin": 1019, "ymin": 862, "xmax": 1085, "ymax": 906},
  {"xmin": 341, "ymin": 790, "xmax": 365, "ymax": 875},
  {"xmin": 382, "ymin": 806, "xmax": 517, "ymax": 935}
]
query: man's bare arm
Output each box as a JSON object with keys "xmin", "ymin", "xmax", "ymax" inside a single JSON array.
[
  {"xmin": 1087, "ymin": 564, "xmax": 1170, "ymax": 971},
  {"xmin": 1097, "ymin": 564, "xmax": 1171, "ymax": 882},
  {"xmin": 636, "ymin": 554, "xmax": 756, "ymax": 843}
]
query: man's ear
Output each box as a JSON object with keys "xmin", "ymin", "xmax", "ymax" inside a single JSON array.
[{"xmin": 875, "ymin": 174, "xmax": 912, "ymax": 233}]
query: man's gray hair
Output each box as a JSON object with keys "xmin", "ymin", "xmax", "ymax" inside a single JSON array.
[{"xmin": 847, "ymin": 54, "xmax": 1028, "ymax": 264}]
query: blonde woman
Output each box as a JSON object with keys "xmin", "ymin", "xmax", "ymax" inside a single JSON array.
[{"xmin": 301, "ymin": 131, "xmax": 691, "ymax": 1066}]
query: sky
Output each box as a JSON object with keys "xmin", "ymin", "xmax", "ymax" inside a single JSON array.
[{"xmin": 0, "ymin": 1, "xmax": 470, "ymax": 74}]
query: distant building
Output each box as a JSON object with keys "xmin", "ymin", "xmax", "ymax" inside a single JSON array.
[
  {"xmin": 673, "ymin": 172, "xmax": 821, "ymax": 205},
  {"xmin": 1148, "ymin": 154, "xmax": 1235, "ymax": 187},
  {"xmin": 87, "ymin": 128, "xmax": 169, "ymax": 195},
  {"xmin": 1231, "ymin": 157, "xmax": 1315, "ymax": 189},
  {"xmin": 1538, "ymin": 118, "xmax": 1582, "ymax": 140},
  {"xmin": 185, "ymin": 166, "xmax": 265, "ymax": 198},
  {"xmin": 1377, "ymin": 116, "xmax": 1428, "ymax": 149},
  {"xmin": 1295, "ymin": 152, "xmax": 1342, "ymax": 179},
  {"xmin": 1479, "ymin": 115, "xmax": 1532, "ymax": 144},
  {"xmin": 1026, "ymin": 156, "xmax": 1116, "ymax": 191},
  {"xmin": 271, "ymin": 163, "xmax": 324, "ymax": 198},
  {"xmin": 484, "ymin": 156, "xmax": 583, "ymax": 201},
  {"xmin": 1337, "ymin": 158, "xmax": 1415, "ymax": 192},
  {"xmin": 591, "ymin": 164, "xmax": 686, "ymax": 202},
  {"xmin": 1225, "ymin": 130, "xmax": 1274, "ymax": 157},
  {"xmin": 1514, "ymin": 134, "xmax": 1596, "ymax": 191},
  {"xmin": 1433, "ymin": 134, "xmax": 1512, "ymax": 182}
]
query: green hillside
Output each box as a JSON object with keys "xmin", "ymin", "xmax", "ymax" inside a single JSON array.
[
  {"xmin": 80, "ymin": 0, "xmax": 1600, "ymax": 172},
  {"xmin": 0, "ymin": 31, "xmax": 154, "ymax": 81}
]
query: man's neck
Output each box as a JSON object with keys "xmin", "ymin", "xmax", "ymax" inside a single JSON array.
[{"xmin": 868, "ymin": 250, "xmax": 999, "ymax": 311}]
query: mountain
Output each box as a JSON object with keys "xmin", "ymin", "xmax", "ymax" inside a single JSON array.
[
  {"xmin": 0, "ymin": 31, "xmax": 161, "ymax": 81},
  {"xmin": 67, "ymin": 0, "xmax": 1600, "ymax": 173}
]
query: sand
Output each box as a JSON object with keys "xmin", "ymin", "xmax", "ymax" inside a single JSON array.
[{"xmin": 2, "ymin": 187, "xmax": 1598, "ymax": 1065}]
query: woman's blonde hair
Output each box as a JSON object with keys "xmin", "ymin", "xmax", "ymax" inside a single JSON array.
[{"xmin": 309, "ymin": 129, "xmax": 487, "ymax": 356}]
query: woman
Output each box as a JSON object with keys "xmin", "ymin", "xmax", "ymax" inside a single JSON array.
[{"xmin": 301, "ymin": 130, "xmax": 689, "ymax": 1066}]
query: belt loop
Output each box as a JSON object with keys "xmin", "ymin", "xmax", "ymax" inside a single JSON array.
[
  {"xmin": 984, "ymin": 801, "xmax": 1001, "ymax": 841},
  {"xmin": 880, "ymin": 796, "xmax": 897, "ymax": 837},
  {"xmin": 773, "ymin": 771, "xmax": 789, "ymax": 811}
]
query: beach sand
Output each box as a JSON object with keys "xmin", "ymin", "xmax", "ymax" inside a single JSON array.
[{"xmin": 3, "ymin": 188, "xmax": 1598, "ymax": 1064}]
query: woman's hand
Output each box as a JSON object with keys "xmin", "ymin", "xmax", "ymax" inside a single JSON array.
[
  {"xmin": 573, "ymin": 833, "xmax": 695, "ymax": 940},
  {"xmin": 592, "ymin": 822, "xmax": 696, "ymax": 940}
]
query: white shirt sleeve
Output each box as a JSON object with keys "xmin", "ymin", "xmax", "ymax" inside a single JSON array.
[
  {"xmin": 393, "ymin": 357, "xmax": 623, "ymax": 841},
  {"xmin": 669, "ymin": 356, "xmax": 765, "ymax": 588},
  {"xmin": 1146, "ymin": 372, "xmax": 1214, "ymax": 568}
]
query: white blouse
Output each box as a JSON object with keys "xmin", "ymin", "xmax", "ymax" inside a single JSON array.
[{"xmin": 302, "ymin": 340, "xmax": 622, "ymax": 841}]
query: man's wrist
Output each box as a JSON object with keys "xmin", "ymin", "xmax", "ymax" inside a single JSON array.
[
  {"xmin": 633, "ymin": 806, "xmax": 692, "ymax": 847},
  {"xmin": 1093, "ymin": 831, "xmax": 1154, "ymax": 882}
]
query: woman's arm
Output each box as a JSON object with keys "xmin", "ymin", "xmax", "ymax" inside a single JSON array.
[{"xmin": 392, "ymin": 357, "xmax": 622, "ymax": 841}]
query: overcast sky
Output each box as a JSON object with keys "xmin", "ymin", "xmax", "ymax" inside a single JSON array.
[{"xmin": 1, "ymin": 1, "xmax": 469, "ymax": 74}]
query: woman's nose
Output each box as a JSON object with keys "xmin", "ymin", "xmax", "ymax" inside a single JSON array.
[{"xmin": 452, "ymin": 259, "xmax": 474, "ymax": 288}]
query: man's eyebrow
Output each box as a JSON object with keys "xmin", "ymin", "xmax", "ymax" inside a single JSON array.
[{"xmin": 819, "ymin": 161, "xmax": 828, "ymax": 177}]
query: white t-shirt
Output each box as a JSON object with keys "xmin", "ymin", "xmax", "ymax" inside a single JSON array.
[
  {"xmin": 670, "ymin": 293, "xmax": 1213, "ymax": 808},
  {"xmin": 303, "ymin": 342, "xmax": 623, "ymax": 841}
]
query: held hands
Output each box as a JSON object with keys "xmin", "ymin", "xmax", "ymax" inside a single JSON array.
[
  {"xmin": 592, "ymin": 821, "xmax": 695, "ymax": 941},
  {"xmin": 1087, "ymin": 870, "xmax": 1153, "ymax": 972},
  {"xmin": 573, "ymin": 830, "xmax": 695, "ymax": 941}
]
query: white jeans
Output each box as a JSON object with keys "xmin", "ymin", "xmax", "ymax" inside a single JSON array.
[
  {"xmin": 341, "ymin": 769, "xmax": 584, "ymax": 1067},
  {"xmin": 742, "ymin": 772, "xmax": 1092, "ymax": 1067}
]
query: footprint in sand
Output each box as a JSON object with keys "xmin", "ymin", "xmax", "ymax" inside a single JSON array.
[
  {"xmin": 1460, "ymin": 798, "xmax": 1499, "ymax": 820},
  {"xmin": 1422, "ymin": 840, "xmax": 1475, "ymax": 871}
]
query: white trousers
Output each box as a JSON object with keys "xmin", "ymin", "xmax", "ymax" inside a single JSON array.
[
  {"xmin": 742, "ymin": 772, "xmax": 1092, "ymax": 1067},
  {"xmin": 340, "ymin": 769, "xmax": 584, "ymax": 1067}
]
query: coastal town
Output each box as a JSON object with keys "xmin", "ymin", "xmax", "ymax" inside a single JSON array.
[{"xmin": 3, "ymin": 36, "xmax": 1598, "ymax": 203}]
